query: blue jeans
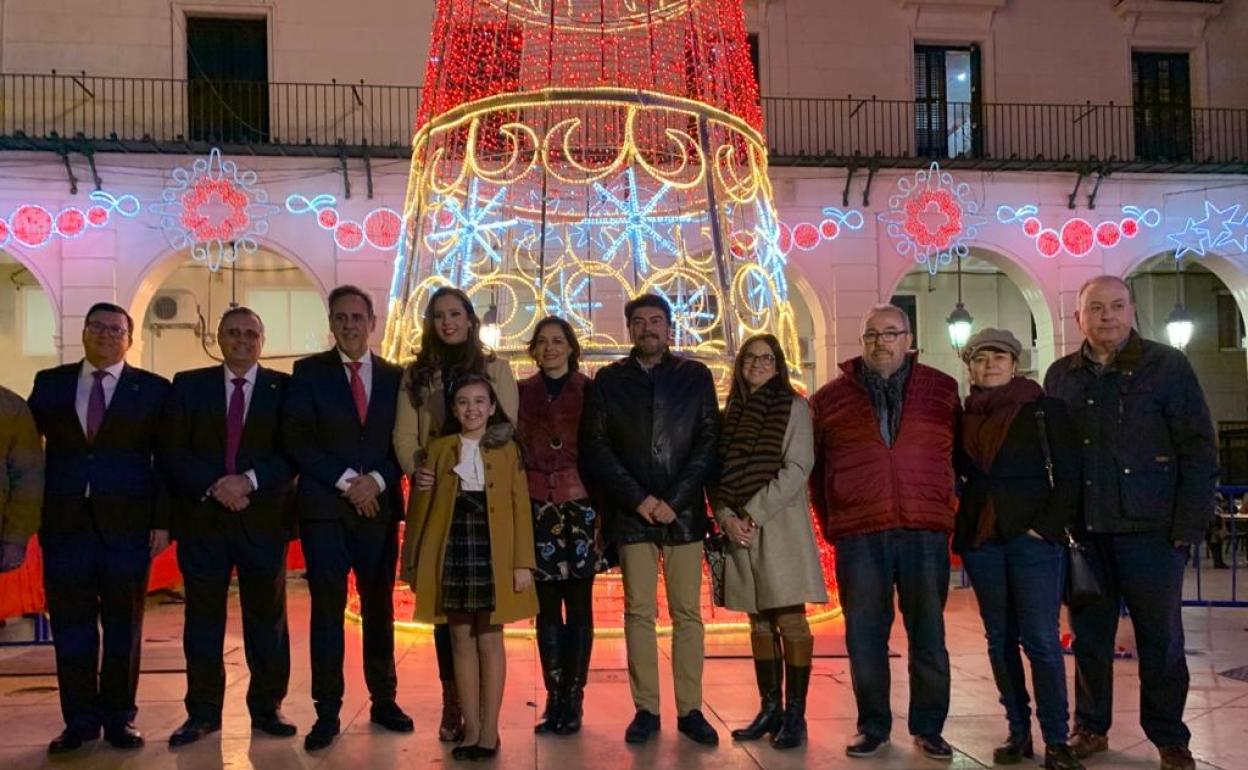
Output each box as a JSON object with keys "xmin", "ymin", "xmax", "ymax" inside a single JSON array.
[
  {"xmin": 962, "ymin": 534, "xmax": 1069, "ymax": 745},
  {"xmin": 1071, "ymin": 532, "xmax": 1190, "ymax": 748},
  {"xmin": 834, "ymin": 529, "xmax": 951, "ymax": 739}
]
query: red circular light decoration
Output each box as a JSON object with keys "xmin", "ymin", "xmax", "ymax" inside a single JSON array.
[
  {"xmin": 86, "ymin": 206, "xmax": 110, "ymax": 226},
  {"xmin": 1036, "ymin": 229, "xmax": 1062, "ymax": 258},
  {"xmin": 335, "ymin": 221, "xmax": 365, "ymax": 251},
  {"xmin": 1023, "ymin": 217, "xmax": 1042, "ymax": 237},
  {"xmin": 180, "ymin": 178, "xmax": 251, "ymax": 242},
  {"xmin": 318, "ymin": 208, "xmax": 340, "ymax": 229},
  {"xmin": 1095, "ymin": 221, "xmax": 1121, "ymax": 248},
  {"xmin": 903, "ymin": 189, "xmax": 963, "ymax": 249},
  {"xmin": 56, "ymin": 208, "xmax": 87, "ymax": 238},
  {"xmin": 777, "ymin": 222, "xmax": 793, "ymax": 255},
  {"xmin": 1120, "ymin": 218, "xmax": 1139, "ymax": 238},
  {"xmin": 1060, "ymin": 218, "xmax": 1095, "ymax": 257},
  {"xmin": 11, "ymin": 205, "xmax": 54, "ymax": 247},
  {"xmin": 792, "ymin": 222, "xmax": 820, "ymax": 251},
  {"xmin": 0, "ymin": 219, "xmax": 9, "ymax": 244},
  {"xmin": 365, "ymin": 208, "xmax": 403, "ymax": 249},
  {"xmin": 819, "ymin": 219, "xmax": 840, "ymax": 240}
]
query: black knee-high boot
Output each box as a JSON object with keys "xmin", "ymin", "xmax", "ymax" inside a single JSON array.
[
  {"xmin": 732, "ymin": 630, "xmax": 784, "ymax": 741},
  {"xmin": 554, "ymin": 624, "xmax": 593, "ymax": 735},
  {"xmin": 771, "ymin": 636, "xmax": 813, "ymax": 750},
  {"xmin": 534, "ymin": 623, "xmax": 565, "ymax": 734}
]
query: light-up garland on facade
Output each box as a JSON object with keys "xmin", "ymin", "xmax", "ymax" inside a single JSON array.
[
  {"xmin": 151, "ymin": 148, "xmax": 279, "ymax": 271},
  {"xmin": 0, "ymin": 192, "xmax": 140, "ymax": 249},
  {"xmin": 285, "ymin": 193, "xmax": 404, "ymax": 252},
  {"xmin": 879, "ymin": 161, "xmax": 987, "ymax": 275},
  {"xmin": 1166, "ymin": 201, "xmax": 1248, "ymax": 259},
  {"xmin": 997, "ymin": 205, "xmax": 1162, "ymax": 258},
  {"xmin": 767, "ymin": 206, "xmax": 865, "ymax": 256}
]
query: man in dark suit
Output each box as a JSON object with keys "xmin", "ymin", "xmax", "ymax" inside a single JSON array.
[
  {"xmin": 161, "ymin": 306, "xmax": 297, "ymax": 746},
  {"xmin": 282, "ymin": 284, "xmax": 413, "ymax": 751},
  {"xmin": 27, "ymin": 302, "xmax": 171, "ymax": 754}
]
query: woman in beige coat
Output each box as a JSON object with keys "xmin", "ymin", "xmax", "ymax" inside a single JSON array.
[
  {"xmin": 713, "ymin": 334, "xmax": 828, "ymax": 750},
  {"xmin": 403, "ymin": 375, "xmax": 537, "ymax": 761},
  {"xmin": 392, "ymin": 286, "xmax": 518, "ymax": 742}
]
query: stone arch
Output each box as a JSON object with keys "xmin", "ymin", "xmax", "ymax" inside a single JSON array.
[
  {"xmin": 786, "ymin": 269, "xmax": 831, "ymax": 387},
  {"xmin": 882, "ymin": 239, "xmax": 1061, "ymax": 376},
  {"xmin": 1119, "ymin": 249, "xmax": 1248, "ymax": 337},
  {"xmin": 0, "ymin": 245, "xmax": 64, "ymax": 392}
]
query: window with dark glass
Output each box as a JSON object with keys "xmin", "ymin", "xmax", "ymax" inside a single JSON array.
[
  {"xmin": 1132, "ymin": 51, "xmax": 1192, "ymax": 162},
  {"xmin": 914, "ymin": 44, "xmax": 981, "ymax": 159},
  {"xmin": 186, "ymin": 16, "xmax": 270, "ymax": 144}
]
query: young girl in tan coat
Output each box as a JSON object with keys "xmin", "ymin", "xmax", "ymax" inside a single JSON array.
[{"xmin": 403, "ymin": 374, "xmax": 537, "ymax": 761}]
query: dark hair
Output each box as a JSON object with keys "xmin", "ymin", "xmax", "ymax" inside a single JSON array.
[
  {"xmin": 443, "ymin": 373, "xmax": 512, "ymax": 435},
  {"xmin": 218, "ymin": 305, "xmax": 264, "ymax": 332},
  {"xmin": 727, "ymin": 333, "xmax": 796, "ymax": 406},
  {"xmin": 327, "ymin": 284, "xmax": 375, "ymax": 318},
  {"xmin": 624, "ymin": 293, "xmax": 672, "ymax": 325},
  {"xmin": 406, "ymin": 286, "xmax": 491, "ymax": 408},
  {"xmin": 86, "ymin": 302, "xmax": 134, "ymax": 334},
  {"xmin": 527, "ymin": 316, "xmax": 582, "ymax": 372}
]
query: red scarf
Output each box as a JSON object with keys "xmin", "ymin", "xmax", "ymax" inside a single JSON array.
[{"xmin": 961, "ymin": 376, "xmax": 1044, "ymax": 546}]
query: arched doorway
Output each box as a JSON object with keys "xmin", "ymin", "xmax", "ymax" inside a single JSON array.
[
  {"xmin": 0, "ymin": 250, "xmax": 60, "ymax": 395},
  {"xmin": 886, "ymin": 247, "xmax": 1058, "ymax": 387},
  {"xmin": 1126, "ymin": 253, "xmax": 1248, "ymax": 455},
  {"xmin": 128, "ymin": 248, "xmax": 330, "ymax": 379}
]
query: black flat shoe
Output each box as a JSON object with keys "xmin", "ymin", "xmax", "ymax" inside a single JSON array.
[
  {"xmin": 251, "ymin": 713, "xmax": 297, "ymax": 737},
  {"xmin": 470, "ymin": 738, "xmax": 500, "ymax": 760},
  {"xmin": 103, "ymin": 723, "xmax": 144, "ymax": 749},
  {"xmin": 451, "ymin": 743, "xmax": 478, "ymax": 761},
  {"xmin": 170, "ymin": 717, "xmax": 221, "ymax": 747}
]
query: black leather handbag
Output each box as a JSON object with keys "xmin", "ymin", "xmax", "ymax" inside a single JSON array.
[{"xmin": 1036, "ymin": 410, "xmax": 1104, "ymax": 608}]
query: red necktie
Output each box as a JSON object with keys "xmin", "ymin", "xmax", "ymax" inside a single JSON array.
[
  {"xmin": 86, "ymin": 370, "xmax": 107, "ymax": 442},
  {"xmin": 225, "ymin": 376, "xmax": 246, "ymax": 474},
  {"xmin": 347, "ymin": 362, "xmax": 368, "ymax": 424}
]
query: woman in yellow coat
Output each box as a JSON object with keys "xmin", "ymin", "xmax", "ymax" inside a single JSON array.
[{"xmin": 403, "ymin": 374, "xmax": 537, "ymax": 761}]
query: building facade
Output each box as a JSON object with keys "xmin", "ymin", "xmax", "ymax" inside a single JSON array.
[{"xmin": 1, "ymin": 0, "xmax": 1245, "ymax": 470}]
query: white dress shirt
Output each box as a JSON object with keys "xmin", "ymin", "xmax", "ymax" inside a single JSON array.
[
  {"xmin": 76, "ymin": 359, "xmax": 125, "ymax": 435},
  {"xmin": 453, "ymin": 437, "xmax": 486, "ymax": 492},
  {"xmin": 334, "ymin": 349, "xmax": 388, "ymax": 495},
  {"xmin": 224, "ymin": 364, "xmax": 260, "ymax": 491}
]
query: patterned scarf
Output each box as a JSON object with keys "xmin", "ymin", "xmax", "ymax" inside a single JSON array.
[{"xmin": 716, "ymin": 377, "xmax": 794, "ymax": 511}]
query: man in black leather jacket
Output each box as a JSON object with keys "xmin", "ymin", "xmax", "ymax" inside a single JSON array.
[
  {"xmin": 581, "ymin": 294, "xmax": 721, "ymax": 746},
  {"xmin": 1044, "ymin": 275, "xmax": 1217, "ymax": 770}
]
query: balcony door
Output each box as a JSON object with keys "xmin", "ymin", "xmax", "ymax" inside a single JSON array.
[
  {"xmin": 1133, "ymin": 51, "xmax": 1191, "ymax": 163},
  {"xmin": 914, "ymin": 44, "xmax": 981, "ymax": 159},
  {"xmin": 187, "ymin": 17, "xmax": 270, "ymax": 144}
]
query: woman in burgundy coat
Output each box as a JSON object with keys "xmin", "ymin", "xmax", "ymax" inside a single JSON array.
[{"xmin": 516, "ymin": 316, "xmax": 604, "ymax": 736}]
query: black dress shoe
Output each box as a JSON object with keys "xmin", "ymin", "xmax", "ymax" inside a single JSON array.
[
  {"xmin": 370, "ymin": 701, "xmax": 415, "ymax": 733},
  {"xmin": 48, "ymin": 727, "xmax": 99, "ymax": 755},
  {"xmin": 104, "ymin": 723, "xmax": 144, "ymax": 749},
  {"xmin": 676, "ymin": 709, "xmax": 720, "ymax": 746},
  {"xmin": 846, "ymin": 733, "xmax": 890, "ymax": 758},
  {"xmin": 624, "ymin": 710, "xmax": 661, "ymax": 744},
  {"xmin": 304, "ymin": 718, "xmax": 340, "ymax": 752},
  {"xmin": 1044, "ymin": 743, "xmax": 1085, "ymax": 770},
  {"xmin": 251, "ymin": 713, "xmax": 297, "ymax": 737},
  {"xmin": 914, "ymin": 734, "xmax": 953, "ymax": 761},
  {"xmin": 993, "ymin": 732, "xmax": 1034, "ymax": 764},
  {"xmin": 169, "ymin": 717, "xmax": 221, "ymax": 747}
]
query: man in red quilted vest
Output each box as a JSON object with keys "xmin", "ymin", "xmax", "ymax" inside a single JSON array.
[{"xmin": 809, "ymin": 304, "xmax": 961, "ymax": 762}]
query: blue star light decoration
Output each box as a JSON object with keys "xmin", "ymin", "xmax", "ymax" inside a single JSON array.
[
  {"xmin": 581, "ymin": 168, "xmax": 702, "ymax": 276},
  {"xmin": 426, "ymin": 179, "xmax": 518, "ymax": 286},
  {"xmin": 1167, "ymin": 201, "xmax": 1247, "ymax": 259},
  {"xmin": 654, "ymin": 285, "xmax": 716, "ymax": 347},
  {"xmin": 525, "ymin": 270, "xmax": 603, "ymax": 325}
]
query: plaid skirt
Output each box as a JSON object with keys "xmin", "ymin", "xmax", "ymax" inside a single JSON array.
[{"xmin": 441, "ymin": 490, "xmax": 495, "ymax": 613}]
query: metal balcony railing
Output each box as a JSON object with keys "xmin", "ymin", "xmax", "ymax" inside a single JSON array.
[{"xmin": 1, "ymin": 73, "xmax": 1245, "ymax": 172}]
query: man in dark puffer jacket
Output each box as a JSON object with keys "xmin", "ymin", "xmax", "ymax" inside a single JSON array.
[
  {"xmin": 581, "ymin": 294, "xmax": 721, "ymax": 747},
  {"xmin": 809, "ymin": 304, "xmax": 960, "ymax": 762},
  {"xmin": 1044, "ymin": 275, "xmax": 1217, "ymax": 770}
]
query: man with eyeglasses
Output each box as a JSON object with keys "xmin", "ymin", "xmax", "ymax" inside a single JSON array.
[
  {"xmin": 282, "ymin": 285, "xmax": 412, "ymax": 751},
  {"xmin": 160, "ymin": 306, "xmax": 297, "ymax": 746},
  {"xmin": 809, "ymin": 304, "xmax": 960, "ymax": 762},
  {"xmin": 27, "ymin": 302, "xmax": 172, "ymax": 755}
]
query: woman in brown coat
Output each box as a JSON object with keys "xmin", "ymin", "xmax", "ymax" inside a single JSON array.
[{"xmin": 403, "ymin": 375, "xmax": 537, "ymax": 761}]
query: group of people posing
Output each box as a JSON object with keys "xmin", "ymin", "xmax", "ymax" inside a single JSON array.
[{"xmin": 0, "ymin": 274, "xmax": 1217, "ymax": 770}]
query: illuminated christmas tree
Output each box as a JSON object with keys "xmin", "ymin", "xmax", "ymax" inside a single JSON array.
[{"xmin": 382, "ymin": 0, "xmax": 800, "ymax": 380}]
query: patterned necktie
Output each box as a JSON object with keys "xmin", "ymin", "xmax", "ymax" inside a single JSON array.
[
  {"xmin": 225, "ymin": 376, "xmax": 247, "ymax": 474},
  {"xmin": 347, "ymin": 361, "xmax": 368, "ymax": 424},
  {"xmin": 86, "ymin": 370, "xmax": 108, "ymax": 442}
]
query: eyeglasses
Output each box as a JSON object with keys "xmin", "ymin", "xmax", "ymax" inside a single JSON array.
[
  {"xmin": 85, "ymin": 321, "xmax": 129, "ymax": 338},
  {"xmin": 742, "ymin": 352, "xmax": 776, "ymax": 366},
  {"xmin": 862, "ymin": 329, "xmax": 908, "ymax": 344}
]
